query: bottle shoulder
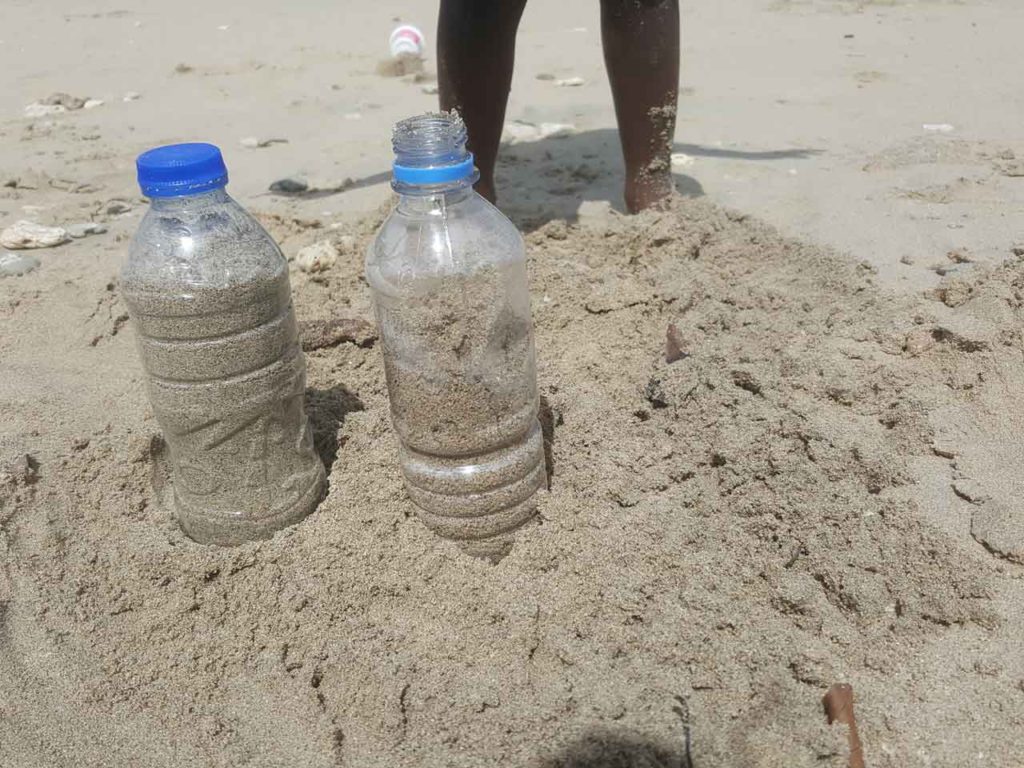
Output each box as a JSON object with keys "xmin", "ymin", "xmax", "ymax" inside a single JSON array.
[
  {"xmin": 123, "ymin": 194, "xmax": 286, "ymax": 293},
  {"xmin": 367, "ymin": 193, "xmax": 525, "ymax": 276}
]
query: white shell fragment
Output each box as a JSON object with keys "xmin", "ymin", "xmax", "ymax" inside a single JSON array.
[
  {"xmin": 24, "ymin": 103, "xmax": 66, "ymax": 118},
  {"xmin": 0, "ymin": 220, "xmax": 70, "ymax": 250},
  {"xmin": 502, "ymin": 121, "xmax": 577, "ymax": 144},
  {"xmin": 670, "ymin": 153, "xmax": 695, "ymax": 169},
  {"xmin": 295, "ymin": 240, "xmax": 339, "ymax": 273}
]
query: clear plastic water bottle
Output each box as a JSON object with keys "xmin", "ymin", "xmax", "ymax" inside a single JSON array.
[
  {"xmin": 121, "ymin": 143, "xmax": 326, "ymax": 546},
  {"xmin": 367, "ymin": 113, "xmax": 546, "ymax": 559}
]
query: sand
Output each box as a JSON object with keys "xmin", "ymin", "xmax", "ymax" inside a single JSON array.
[
  {"xmin": 3, "ymin": 197, "xmax": 1024, "ymax": 766},
  {"xmin": 3, "ymin": 1, "xmax": 1024, "ymax": 766}
]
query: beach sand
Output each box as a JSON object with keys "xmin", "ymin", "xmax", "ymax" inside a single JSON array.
[{"xmin": 2, "ymin": 1, "xmax": 1023, "ymax": 766}]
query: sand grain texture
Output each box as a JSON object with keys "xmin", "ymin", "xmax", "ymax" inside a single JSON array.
[{"xmin": 3, "ymin": 199, "xmax": 1024, "ymax": 767}]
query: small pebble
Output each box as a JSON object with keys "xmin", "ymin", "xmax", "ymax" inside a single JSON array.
[
  {"xmin": 269, "ymin": 178, "xmax": 309, "ymax": 195},
  {"xmin": 335, "ymin": 234, "xmax": 357, "ymax": 254},
  {"xmin": 83, "ymin": 98, "xmax": 105, "ymax": 110},
  {"xmin": 555, "ymin": 77, "xmax": 586, "ymax": 88},
  {"xmin": 123, "ymin": 92, "xmax": 141, "ymax": 102},
  {"xmin": 0, "ymin": 252, "xmax": 41, "ymax": 277},
  {"xmin": 24, "ymin": 103, "xmax": 66, "ymax": 118},
  {"xmin": 1, "ymin": 220, "xmax": 69, "ymax": 249},
  {"xmin": 903, "ymin": 327, "xmax": 935, "ymax": 357},
  {"xmin": 645, "ymin": 378, "xmax": 670, "ymax": 409},
  {"xmin": 666, "ymin": 323, "xmax": 688, "ymax": 363},
  {"xmin": 295, "ymin": 240, "xmax": 338, "ymax": 273},
  {"xmin": 67, "ymin": 222, "xmax": 108, "ymax": 239},
  {"xmin": 420, "ymin": 84, "xmax": 439, "ymax": 95},
  {"xmin": 42, "ymin": 92, "xmax": 86, "ymax": 109},
  {"xmin": 998, "ymin": 161, "xmax": 1024, "ymax": 178},
  {"xmin": 938, "ymin": 279, "xmax": 972, "ymax": 308}
]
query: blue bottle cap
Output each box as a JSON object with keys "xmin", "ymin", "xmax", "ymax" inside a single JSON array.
[{"xmin": 136, "ymin": 143, "xmax": 229, "ymax": 198}]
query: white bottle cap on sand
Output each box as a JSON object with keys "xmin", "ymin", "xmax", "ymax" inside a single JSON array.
[{"xmin": 390, "ymin": 24, "xmax": 425, "ymax": 58}]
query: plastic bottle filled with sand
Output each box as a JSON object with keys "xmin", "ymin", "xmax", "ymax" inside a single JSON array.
[
  {"xmin": 367, "ymin": 113, "xmax": 546, "ymax": 559},
  {"xmin": 121, "ymin": 143, "xmax": 325, "ymax": 545}
]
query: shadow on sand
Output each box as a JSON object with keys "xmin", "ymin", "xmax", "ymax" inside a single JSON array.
[
  {"xmin": 306, "ymin": 128, "xmax": 821, "ymax": 231},
  {"xmin": 305, "ymin": 384, "xmax": 365, "ymax": 475},
  {"xmin": 541, "ymin": 727, "xmax": 692, "ymax": 768}
]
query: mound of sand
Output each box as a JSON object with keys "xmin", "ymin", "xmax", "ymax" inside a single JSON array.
[{"xmin": 2, "ymin": 199, "xmax": 1022, "ymax": 767}]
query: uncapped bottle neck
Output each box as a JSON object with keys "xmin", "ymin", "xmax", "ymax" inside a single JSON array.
[{"xmin": 391, "ymin": 112, "xmax": 478, "ymax": 193}]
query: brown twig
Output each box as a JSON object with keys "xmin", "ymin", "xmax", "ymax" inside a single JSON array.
[{"xmin": 822, "ymin": 683, "xmax": 865, "ymax": 768}]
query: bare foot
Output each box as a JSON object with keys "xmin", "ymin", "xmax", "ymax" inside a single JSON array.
[{"xmin": 624, "ymin": 169, "xmax": 674, "ymax": 214}]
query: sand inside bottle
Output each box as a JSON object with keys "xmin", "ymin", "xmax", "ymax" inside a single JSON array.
[
  {"xmin": 122, "ymin": 263, "xmax": 325, "ymax": 545},
  {"xmin": 374, "ymin": 263, "xmax": 546, "ymax": 548}
]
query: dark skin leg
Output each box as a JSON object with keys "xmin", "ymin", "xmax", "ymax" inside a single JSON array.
[
  {"xmin": 437, "ymin": 0, "xmax": 679, "ymax": 212},
  {"xmin": 601, "ymin": 0, "xmax": 680, "ymax": 213},
  {"xmin": 437, "ymin": 0, "xmax": 528, "ymax": 205}
]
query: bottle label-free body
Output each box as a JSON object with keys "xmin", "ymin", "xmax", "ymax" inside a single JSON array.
[
  {"xmin": 123, "ymin": 272, "xmax": 324, "ymax": 542},
  {"xmin": 374, "ymin": 266, "xmax": 540, "ymax": 457},
  {"xmin": 372, "ymin": 264, "xmax": 545, "ymax": 548}
]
